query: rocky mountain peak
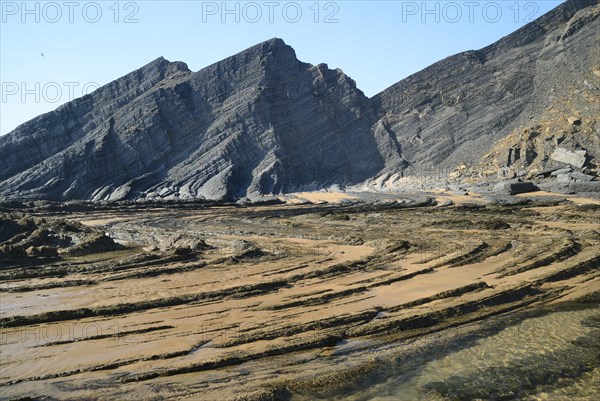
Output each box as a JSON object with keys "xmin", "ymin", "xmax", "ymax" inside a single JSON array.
[{"xmin": 0, "ymin": 36, "xmax": 401, "ymax": 201}]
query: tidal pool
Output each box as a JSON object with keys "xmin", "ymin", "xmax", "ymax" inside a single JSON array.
[{"xmin": 294, "ymin": 304, "xmax": 600, "ymax": 401}]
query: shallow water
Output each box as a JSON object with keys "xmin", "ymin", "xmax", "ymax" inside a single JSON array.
[{"xmin": 299, "ymin": 304, "xmax": 600, "ymax": 401}]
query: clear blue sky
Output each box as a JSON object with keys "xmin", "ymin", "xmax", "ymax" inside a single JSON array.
[{"xmin": 1, "ymin": 0, "xmax": 563, "ymax": 135}]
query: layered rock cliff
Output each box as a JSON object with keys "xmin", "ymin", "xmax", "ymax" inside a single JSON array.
[
  {"xmin": 372, "ymin": 0, "xmax": 599, "ymax": 175},
  {"xmin": 1, "ymin": 0, "xmax": 598, "ymax": 201},
  {"xmin": 0, "ymin": 39, "xmax": 403, "ymax": 201}
]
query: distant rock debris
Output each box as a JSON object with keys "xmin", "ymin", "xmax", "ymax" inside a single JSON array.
[
  {"xmin": 570, "ymin": 171, "xmax": 595, "ymax": 182},
  {"xmin": 494, "ymin": 181, "xmax": 537, "ymax": 195},
  {"xmin": 551, "ymin": 147, "xmax": 588, "ymax": 169}
]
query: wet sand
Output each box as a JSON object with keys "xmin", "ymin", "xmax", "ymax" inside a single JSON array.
[
  {"xmin": 284, "ymin": 191, "xmax": 359, "ymax": 203},
  {"xmin": 0, "ymin": 192, "xmax": 598, "ymax": 400}
]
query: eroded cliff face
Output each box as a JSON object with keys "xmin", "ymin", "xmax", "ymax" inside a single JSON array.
[
  {"xmin": 372, "ymin": 0, "xmax": 599, "ymax": 175},
  {"xmin": 0, "ymin": 39, "xmax": 403, "ymax": 201},
  {"xmin": 1, "ymin": 0, "xmax": 598, "ymax": 201},
  {"xmin": 475, "ymin": 2, "xmax": 600, "ymax": 182}
]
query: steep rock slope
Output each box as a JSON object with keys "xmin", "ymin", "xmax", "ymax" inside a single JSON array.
[
  {"xmin": 372, "ymin": 0, "xmax": 599, "ymax": 174},
  {"xmin": 1, "ymin": 0, "xmax": 598, "ymax": 201},
  {"xmin": 0, "ymin": 39, "xmax": 403, "ymax": 201}
]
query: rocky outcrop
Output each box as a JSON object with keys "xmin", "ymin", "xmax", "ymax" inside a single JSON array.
[
  {"xmin": 0, "ymin": 39, "xmax": 403, "ymax": 201},
  {"xmin": 493, "ymin": 181, "xmax": 536, "ymax": 195},
  {"xmin": 0, "ymin": 0, "xmax": 598, "ymax": 201},
  {"xmin": 0, "ymin": 215, "xmax": 122, "ymax": 266},
  {"xmin": 372, "ymin": 0, "xmax": 599, "ymax": 174}
]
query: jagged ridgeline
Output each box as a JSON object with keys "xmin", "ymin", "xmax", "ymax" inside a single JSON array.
[
  {"xmin": 1, "ymin": 0, "xmax": 598, "ymax": 201},
  {"xmin": 0, "ymin": 39, "xmax": 405, "ymax": 201}
]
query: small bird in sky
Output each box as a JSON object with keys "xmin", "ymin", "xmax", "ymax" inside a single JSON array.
[{"xmin": 41, "ymin": 52, "xmax": 45, "ymax": 57}]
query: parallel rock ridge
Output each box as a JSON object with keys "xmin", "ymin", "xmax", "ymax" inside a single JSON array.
[{"xmin": 0, "ymin": 0, "xmax": 598, "ymax": 201}]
